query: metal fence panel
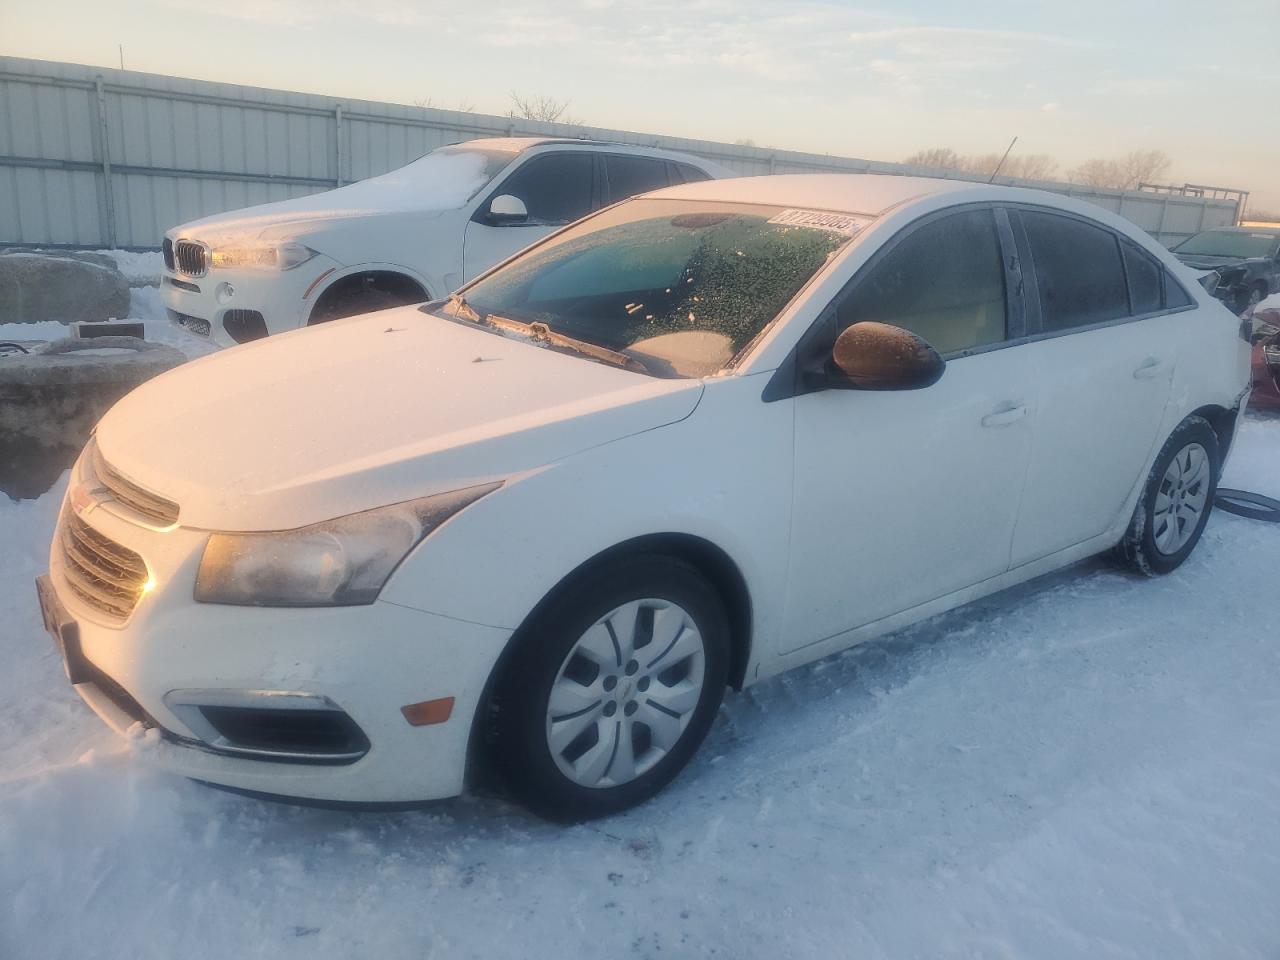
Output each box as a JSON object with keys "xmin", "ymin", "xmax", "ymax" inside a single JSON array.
[{"xmin": 0, "ymin": 55, "xmax": 1241, "ymax": 250}]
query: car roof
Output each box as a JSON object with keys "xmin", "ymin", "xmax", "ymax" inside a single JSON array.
[
  {"xmin": 645, "ymin": 173, "xmax": 1008, "ymax": 216},
  {"xmin": 460, "ymin": 136, "xmax": 727, "ymax": 172}
]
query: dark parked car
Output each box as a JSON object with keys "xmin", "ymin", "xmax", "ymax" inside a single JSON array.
[
  {"xmin": 1173, "ymin": 226, "xmax": 1280, "ymax": 315},
  {"xmin": 1249, "ymin": 307, "xmax": 1280, "ymax": 411}
]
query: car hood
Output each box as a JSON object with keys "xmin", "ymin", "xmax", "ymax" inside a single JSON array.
[
  {"xmin": 95, "ymin": 308, "xmax": 703, "ymax": 531},
  {"xmin": 1174, "ymin": 253, "xmax": 1258, "ymax": 271},
  {"xmin": 171, "ymin": 150, "xmax": 493, "ymax": 244}
]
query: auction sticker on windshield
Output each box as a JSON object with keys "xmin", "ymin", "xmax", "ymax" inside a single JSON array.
[{"xmin": 767, "ymin": 209, "xmax": 872, "ymax": 236}]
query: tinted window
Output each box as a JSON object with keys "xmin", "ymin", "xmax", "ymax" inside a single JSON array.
[
  {"xmin": 492, "ymin": 153, "xmax": 593, "ymax": 224},
  {"xmin": 1022, "ymin": 211, "xmax": 1128, "ymax": 331},
  {"xmin": 1165, "ymin": 273, "xmax": 1194, "ymax": 308},
  {"xmin": 1122, "ymin": 241, "xmax": 1162, "ymax": 314},
  {"xmin": 675, "ymin": 162, "xmax": 712, "ymax": 184},
  {"xmin": 457, "ymin": 199, "xmax": 854, "ymax": 378},
  {"xmin": 836, "ymin": 209, "xmax": 1006, "ymax": 355},
  {"xmin": 605, "ymin": 155, "xmax": 671, "ymax": 204}
]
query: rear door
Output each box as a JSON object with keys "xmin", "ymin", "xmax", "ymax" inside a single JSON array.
[
  {"xmin": 462, "ymin": 151, "xmax": 597, "ymax": 280},
  {"xmin": 601, "ymin": 153, "xmax": 672, "ymax": 205},
  {"xmin": 1007, "ymin": 207, "xmax": 1177, "ymax": 565}
]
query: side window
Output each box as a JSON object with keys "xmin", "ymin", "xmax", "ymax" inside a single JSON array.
[
  {"xmin": 836, "ymin": 208, "xmax": 1006, "ymax": 355},
  {"xmin": 675, "ymin": 162, "xmax": 712, "ymax": 184},
  {"xmin": 605, "ymin": 155, "xmax": 671, "ymax": 204},
  {"xmin": 490, "ymin": 153, "xmax": 593, "ymax": 225},
  {"xmin": 1121, "ymin": 240, "xmax": 1163, "ymax": 314},
  {"xmin": 1021, "ymin": 211, "xmax": 1128, "ymax": 331},
  {"xmin": 1164, "ymin": 273, "xmax": 1194, "ymax": 308}
]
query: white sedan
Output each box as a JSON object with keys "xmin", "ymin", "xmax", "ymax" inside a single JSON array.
[
  {"xmin": 159, "ymin": 137, "xmax": 728, "ymax": 347},
  {"xmin": 39, "ymin": 174, "xmax": 1250, "ymax": 820}
]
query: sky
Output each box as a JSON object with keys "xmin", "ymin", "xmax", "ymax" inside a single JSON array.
[{"xmin": 3, "ymin": 0, "xmax": 1278, "ymax": 210}]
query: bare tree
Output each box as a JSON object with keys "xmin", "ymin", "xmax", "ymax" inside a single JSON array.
[
  {"xmin": 412, "ymin": 96, "xmax": 477, "ymax": 112},
  {"xmin": 1069, "ymin": 150, "xmax": 1171, "ymax": 190},
  {"xmin": 902, "ymin": 147, "xmax": 1057, "ymax": 181},
  {"xmin": 508, "ymin": 92, "xmax": 577, "ymax": 124},
  {"xmin": 903, "ymin": 147, "xmax": 963, "ymax": 170}
]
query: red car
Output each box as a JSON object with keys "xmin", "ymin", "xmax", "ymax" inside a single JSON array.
[{"xmin": 1249, "ymin": 307, "xmax": 1280, "ymax": 411}]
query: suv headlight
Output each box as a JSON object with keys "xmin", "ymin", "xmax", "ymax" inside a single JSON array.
[
  {"xmin": 210, "ymin": 241, "xmax": 316, "ymax": 271},
  {"xmin": 195, "ymin": 482, "xmax": 500, "ymax": 606}
]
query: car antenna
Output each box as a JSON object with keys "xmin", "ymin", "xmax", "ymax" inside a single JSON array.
[{"xmin": 988, "ymin": 136, "xmax": 1018, "ymax": 183}]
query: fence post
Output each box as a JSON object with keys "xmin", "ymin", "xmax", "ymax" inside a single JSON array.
[
  {"xmin": 93, "ymin": 76, "xmax": 118, "ymax": 248},
  {"xmin": 334, "ymin": 105, "xmax": 344, "ymax": 187}
]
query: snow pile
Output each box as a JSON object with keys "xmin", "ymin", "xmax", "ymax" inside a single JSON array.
[
  {"xmin": 1, "ymin": 418, "xmax": 1279, "ymax": 959},
  {"xmin": 98, "ymin": 249, "xmax": 164, "ymax": 286}
]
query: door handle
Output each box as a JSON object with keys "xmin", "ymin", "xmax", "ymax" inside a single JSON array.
[
  {"xmin": 981, "ymin": 402, "xmax": 1027, "ymax": 428},
  {"xmin": 1133, "ymin": 357, "xmax": 1165, "ymax": 379}
]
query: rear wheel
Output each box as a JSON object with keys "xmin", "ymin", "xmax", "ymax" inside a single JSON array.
[
  {"xmin": 493, "ymin": 555, "xmax": 729, "ymax": 821},
  {"xmin": 1113, "ymin": 415, "xmax": 1219, "ymax": 576}
]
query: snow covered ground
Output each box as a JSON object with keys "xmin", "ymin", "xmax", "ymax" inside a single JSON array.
[
  {"xmin": 11, "ymin": 282, "xmax": 216, "ymax": 362},
  {"xmin": 2, "ymin": 416, "xmax": 1279, "ymax": 959}
]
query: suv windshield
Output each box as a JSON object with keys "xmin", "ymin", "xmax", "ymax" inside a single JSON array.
[
  {"xmin": 1176, "ymin": 231, "xmax": 1278, "ymax": 259},
  {"xmin": 452, "ymin": 199, "xmax": 861, "ymax": 378}
]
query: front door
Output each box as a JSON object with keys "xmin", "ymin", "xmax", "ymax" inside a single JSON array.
[
  {"xmin": 462, "ymin": 152, "xmax": 596, "ymax": 280},
  {"xmin": 781, "ymin": 207, "xmax": 1038, "ymax": 653}
]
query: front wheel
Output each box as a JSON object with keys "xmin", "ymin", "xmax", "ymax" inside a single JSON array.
[
  {"xmin": 1113, "ymin": 415, "xmax": 1219, "ymax": 576},
  {"xmin": 493, "ymin": 555, "xmax": 730, "ymax": 821}
]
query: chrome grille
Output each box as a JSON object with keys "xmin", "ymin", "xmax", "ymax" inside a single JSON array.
[
  {"xmin": 162, "ymin": 237, "xmax": 175, "ymax": 270},
  {"xmin": 91, "ymin": 444, "xmax": 179, "ymax": 526},
  {"xmin": 58, "ymin": 512, "xmax": 149, "ymax": 623},
  {"xmin": 174, "ymin": 240, "xmax": 208, "ymax": 277}
]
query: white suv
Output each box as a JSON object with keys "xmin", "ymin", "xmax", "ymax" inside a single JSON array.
[
  {"xmin": 160, "ymin": 137, "xmax": 729, "ymax": 347},
  {"xmin": 42, "ymin": 175, "xmax": 1250, "ymax": 820}
]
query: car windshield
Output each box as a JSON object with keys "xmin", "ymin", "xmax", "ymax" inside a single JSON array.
[
  {"xmin": 404, "ymin": 144, "xmax": 519, "ymax": 202},
  {"xmin": 451, "ymin": 199, "xmax": 862, "ymax": 378},
  {"xmin": 1176, "ymin": 231, "xmax": 1277, "ymax": 258}
]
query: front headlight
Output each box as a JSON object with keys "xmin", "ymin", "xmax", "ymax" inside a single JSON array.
[
  {"xmin": 195, "ymin": 482, "xmax": 501, "ymax": 606},
  {"xmin": 210, "ymin": 241, "xmax": 316, "ymax": 271}
]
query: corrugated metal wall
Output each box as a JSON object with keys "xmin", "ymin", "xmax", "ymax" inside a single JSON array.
[{"xmin": 0, "ymin": 55, "xmax": 1241, "ymax": 249}]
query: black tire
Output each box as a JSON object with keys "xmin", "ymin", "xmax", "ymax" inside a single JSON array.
[
  {"xmin": 1213, "ymin": 488, "xmax": 1280, "ymax": 522},
  {"xmin": 493, "ymin": 554, "xmax": 730, "ymax": 822},
  {"xmin": 1113, "ymin": 415, "xmax": 1219, "ymax": 576},
  {"xmin": 309, "ymin": 284, "xmax": 411, "ymax": 325}
]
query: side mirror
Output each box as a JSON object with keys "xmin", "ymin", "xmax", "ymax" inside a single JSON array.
[
  {"xmin": 486, "ymin": 194, "xmax": 529, "ymax": 225},
  {"xmin": 820, "ymin": 321, "xmax": 945, "ymax": 391}
]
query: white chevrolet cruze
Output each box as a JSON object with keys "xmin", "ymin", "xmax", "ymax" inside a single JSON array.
[
  {"xmin": 160, "ymin": 137, "xmax": 727, "ymax": 347},
  {"xmin": 40, "ymin": 175, "xmax": 1250, "ymax": 820}
]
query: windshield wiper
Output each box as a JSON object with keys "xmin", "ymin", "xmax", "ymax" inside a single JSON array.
[
  {"xmin": 445, "ymin": 293, "xmax": 482, "ymax": 324},
  {"xmin": 484, "ymin": 314, "xmax": 651, "ymax": 375}
]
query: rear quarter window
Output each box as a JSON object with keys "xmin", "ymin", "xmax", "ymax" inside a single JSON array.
[{"xmin": 1122, "ymin": 241, "xmax": 1163, "ymax": 314}]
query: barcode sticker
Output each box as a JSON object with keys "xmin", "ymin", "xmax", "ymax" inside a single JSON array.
[{"xmin": 767, "ymin": 209, "xmax": 871, "ymax": 236}]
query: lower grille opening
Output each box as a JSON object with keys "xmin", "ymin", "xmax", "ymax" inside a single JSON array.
[
  {"xmin": 223, "ymin": 309, "xmax": 268, "ymax": 344},
  {"xmin": 167, "ymin": 309, "xmax": 211, "ymax": 337},
  {"xmin": 197, "ymin": 705, "xmax": 370, "ymax": 764}
]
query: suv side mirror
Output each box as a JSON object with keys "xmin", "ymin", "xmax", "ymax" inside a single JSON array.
[
  {"xmin": 817, "ymin": 321, "xmax": 946, "ymax": 391},
  {"xmin": 486, "ymin": 194, "xmax": 529, "ymax": 226}
]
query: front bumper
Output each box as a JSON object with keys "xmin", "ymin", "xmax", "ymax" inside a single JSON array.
[
  {"xmin": 41, "ymin": 465, "xmax": 511, "ymax": 803},
  {"xmin": 161, "ymin": 253, "xmax": 341, "ymax": 349}
]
